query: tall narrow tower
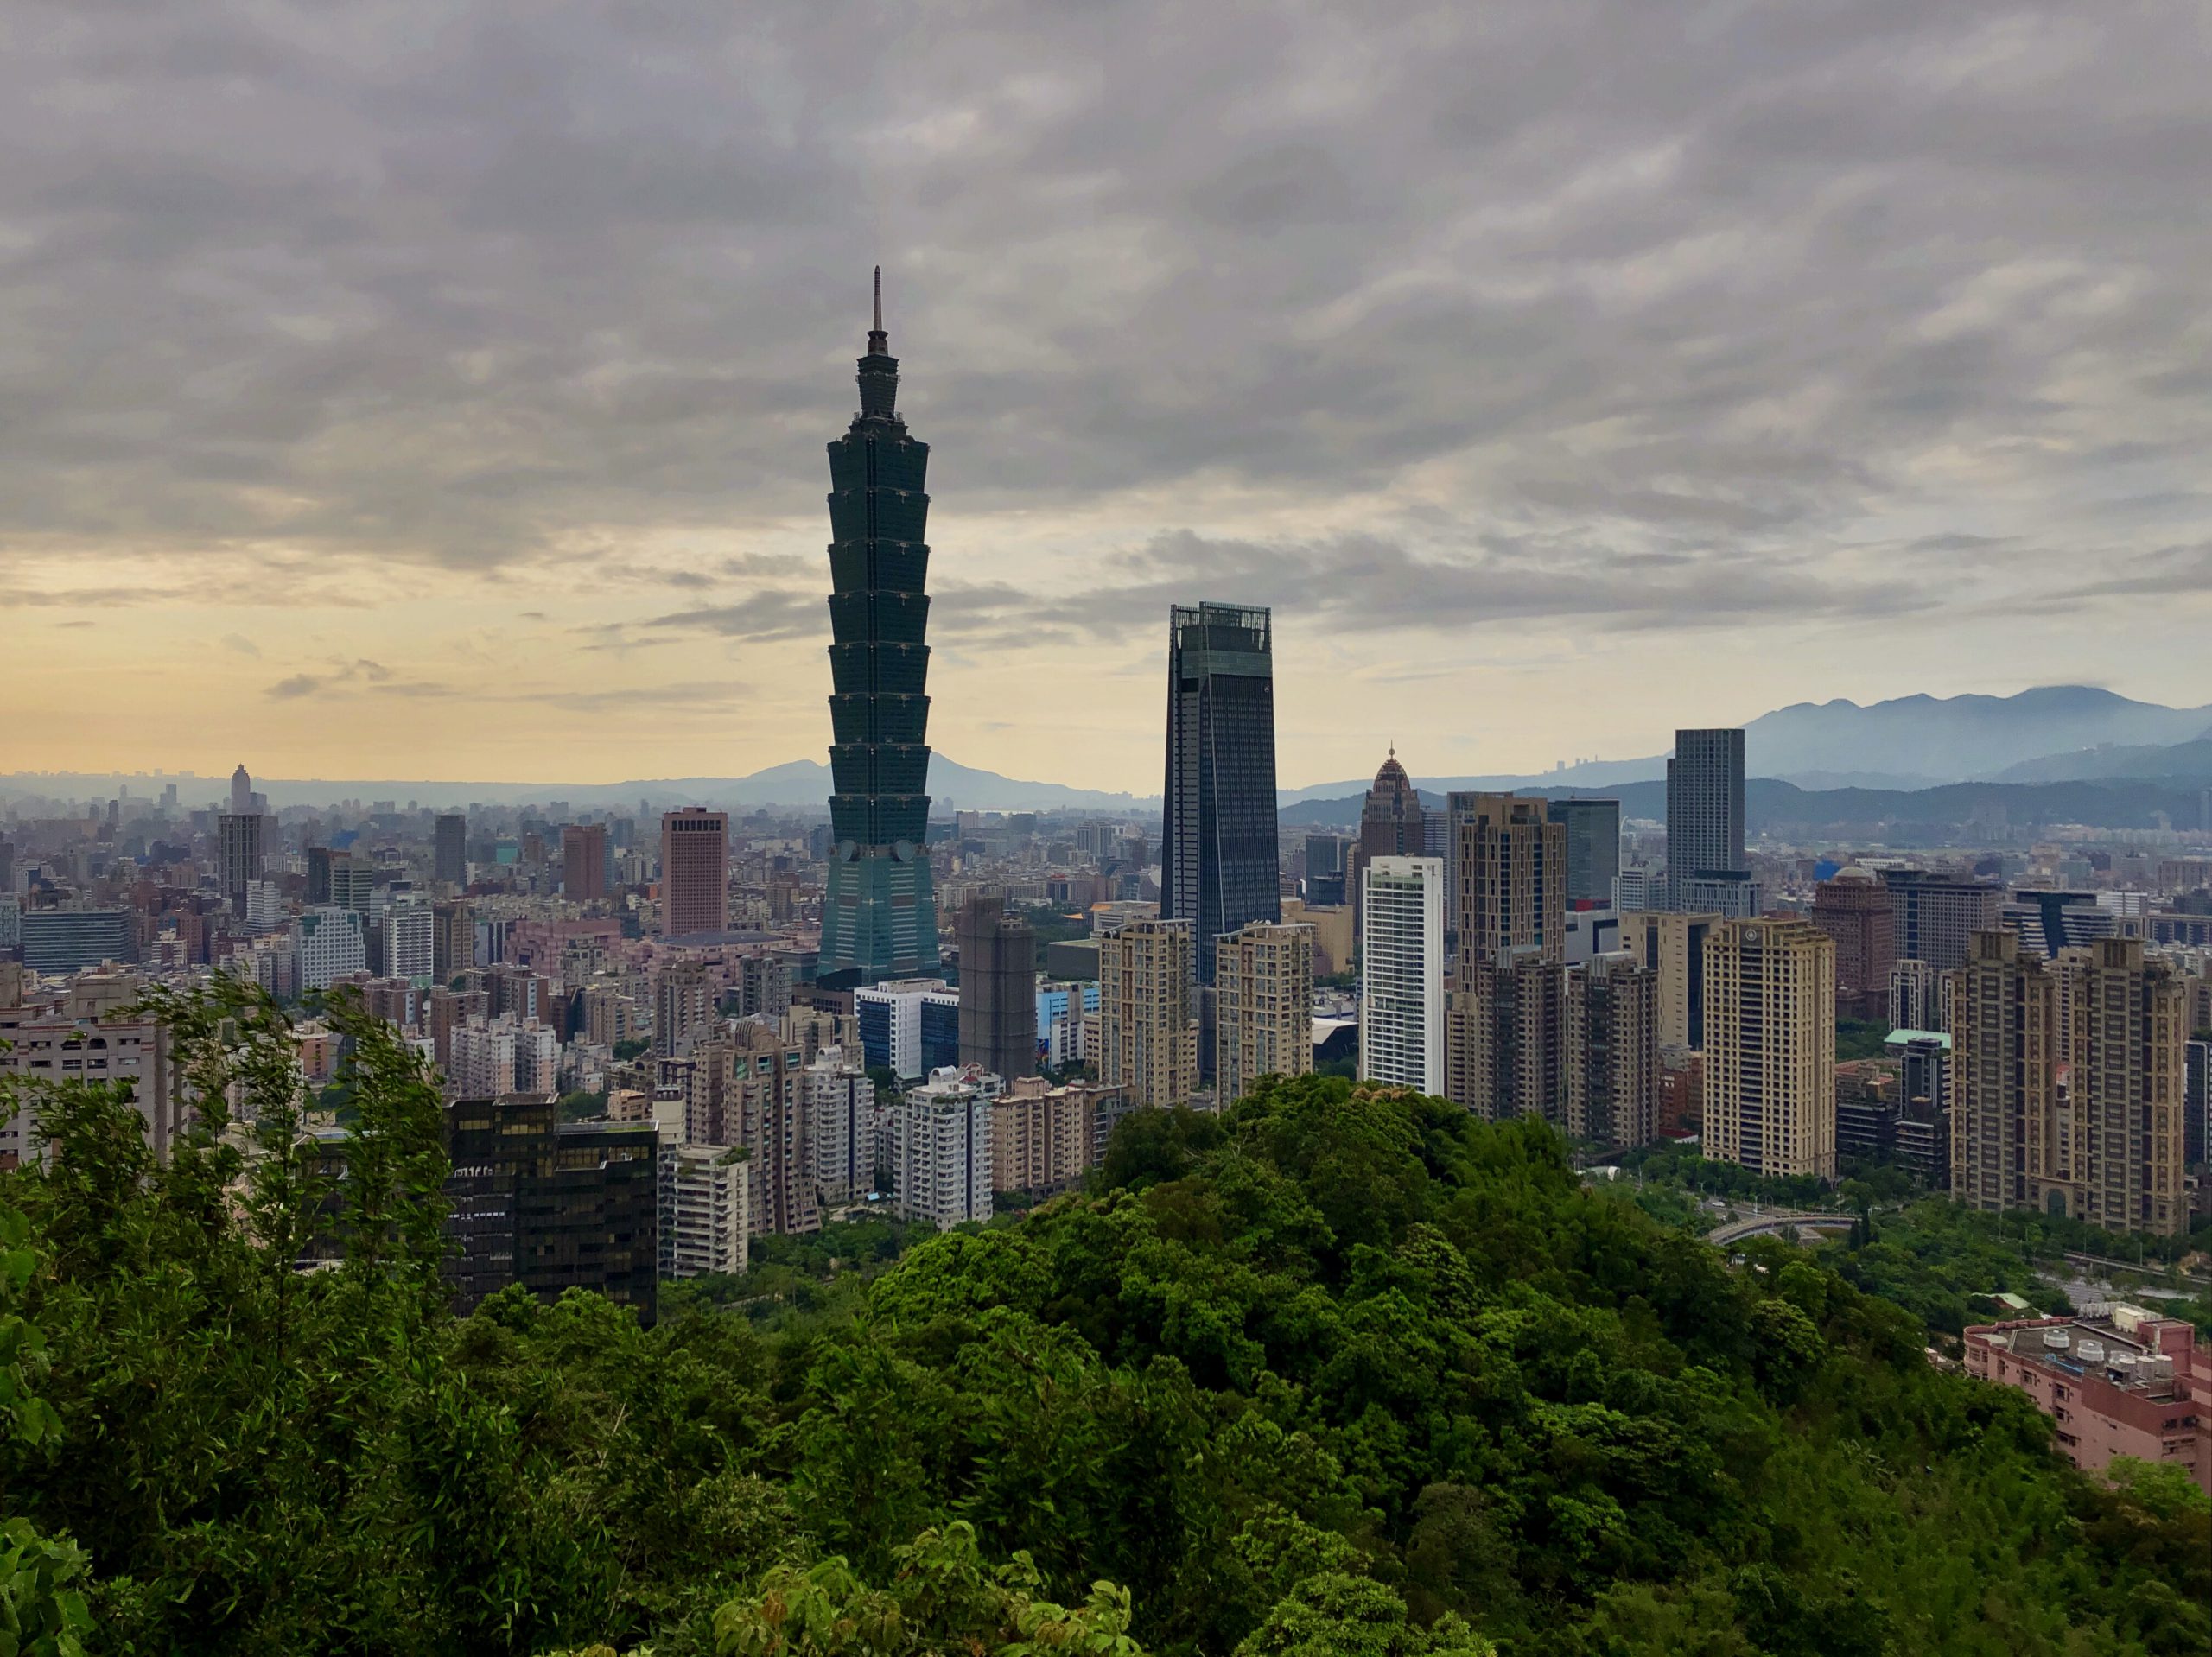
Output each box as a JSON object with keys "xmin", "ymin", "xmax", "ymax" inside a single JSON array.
[
  {"xmin": 1161, "ymin": 603, "xmax": 1279, "ymax": 986},
  {"xmin": 820, "ymin": 269, "xmax": 941, "ymax": 985}
]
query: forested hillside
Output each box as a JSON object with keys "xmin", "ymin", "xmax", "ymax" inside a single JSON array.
[{"xmin": 0, "ymin": 987, "xmax": 2205, "ymax": 1655}]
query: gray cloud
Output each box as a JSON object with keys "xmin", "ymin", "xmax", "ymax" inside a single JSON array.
[{"xmin": 1, "ymin": 0, "xmax": 2207, "ymax": 657}]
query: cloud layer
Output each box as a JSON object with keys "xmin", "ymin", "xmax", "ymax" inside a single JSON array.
[{"xmin": 5, "ymin": 1, "xmax": 2209, "ymax": 786}]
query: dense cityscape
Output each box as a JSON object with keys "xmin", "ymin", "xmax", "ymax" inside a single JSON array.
[{"xmin": 4, "ymin": 5, "xmax": 2209, "ymax": 1654}]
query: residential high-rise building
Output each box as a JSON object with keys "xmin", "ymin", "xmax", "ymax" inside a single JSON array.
[
  {"xmin": 296, "ymin": 906, "xmax": 367, "ymax": 990},
  {"xmin": 1161, "ymin": 603, "xmax": 1280, "ymax": 986},
  {"xmin": 685, "ymin": 1022, "xmax": 821, "ymax": 1237},
  {"xmin": 433, "ymin": 900, "xmax": 474, "ymax": 981},
  {"xmin": 435, "ymin": 813, "xmax": 467, "ymax": 887},
  {"xmin": 1618, "ymin": 910, "xmax": 1722, "ymax": 1050},
  {"xmin": 1546, "ymin": 798, "xmax": 1621, "ymax": 908},
  {"xmin": 1213, "ymin": 919, "xmax": 1314, "ymax": 1107},
  {"xmin": 1810, "ymin": 867, "xmax": 1896, "ymax": 1021},
  {"xmin": 1359, "ymin": 856, "xmax": 1445, "ymax": 1095},
  {"xmin": 1952, "ymin": 931, "xmax": 2063, "ymax": 1218},
  {"xmin": 1665, "ymin": 728, "xmax": 1756, "ymax": 916},
  {"xmin": 658, "ymin": 1141, "xmax": 750, "ymax": 1279},
  {"xmin": 659, "ymin": 809, "xmax": 729, "ymax": 937},
  {"xmin": 956, "ymin": 892, "xmax": 1037, "ymax": 1079},
  {"xmin": 654, "ymin": 956, "xmax": 715, "ymax": 1059},
  {"xmin": 563, "ymin": 823, "xmax": 610, "ymax": 901},
  {"xmin": 987, "ymin": 1075, "xmax": 1117, "ymax": 1197},
  {"xmin": 1703, "ymin": 917, "xmax": 1836, "ymax": 1178},
  {"xmin": 1450, "ymin": 793, "xmax": 1565, "ymax": 987},
  {"xmin": 891, "ymin": 1084, "xmax": 993, "ymax": 1230},
  {"xmin": 1448, "ymin": 946, "xmax": 1562, "ymax": 1121},
  {"xmin": 2060, "ymin": 937, "xmax": 2187, "ymax": 1235},
  {"xmin": 1881, "ymin": 869, "xmax": 2004, "ymax": 972},
  {"xmin": 1564, "ymin": 951, "xmax": 1660, "ymax": 1148},
  {"xmin": 381, "ymin": 898, "xmax": 435, "ymax": 986},
  {"xmin": 219, "ymin": 811, "xmax": 265, "ymax": 911},
  {"xmin": 819, "ymin": 270, "xmax": 941, "ymax": 986},
  {"xmin": 1099, "ymin": 917, "xmax": 1196, "ymax": 1110},
  {"xmin": 804, "ymin": 1050, "xmax": 880, "ymax": 1203}
]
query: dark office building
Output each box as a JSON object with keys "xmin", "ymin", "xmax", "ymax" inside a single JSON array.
[
  {"xmin": 956, "ymin": 892, "xmax": 1038, "ymax": 1078},
  {"xmin": 1665, "ymin": 728, "xmax": 1752, "ymax": 915},
  {"xmin": 819, "ymin": 269, "xmax": 940, "ymax": 986},
  {"xmin": 435, "ymin": 813, "xmax": 467, "ymax": 887},
  {"xmin": 443, "ymin": 1096, "xmax": 658, "ymax": 1322},
  {"xmin": 306, "ymin": 845, "xmax": 334, "ymax": 906},
  {"xmin": 1162, "ymin": 603, "xmax": 1280, "ymax": 986},
  {"xmin": 20, "ymin": 908, "xmax": 136, "ymax": 974},
  {"xmin": 1304, "ymin": 833, "xmax": 1348, "ymax": 905},
  {"xmin": 1545, "ymin": 798, "xmax": 1621, "ymax": 907}
]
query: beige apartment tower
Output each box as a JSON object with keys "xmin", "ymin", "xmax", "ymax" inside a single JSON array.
[
  {"xmin": 1703, "ymin": 917, "xmax": 1836, "ymax": 1178},
  {"xmin": 1450, "ymin": 793, "xmax": 1566, "ymax": 987},
  {"xmin": 2058, "ymin": 937, "xmax": 2187, "ymax": 1236},
  {"xmin": 1213, "ymin": 920, "xmax": 1315, "ymax": 1108},
  {"xmin": 1099, "ymin": 917, "xmax": 1196, "ymax": 1110},
  {"xmin": 1949, "ymin": 930, "xmax": 2061, "ymax": 1216}
]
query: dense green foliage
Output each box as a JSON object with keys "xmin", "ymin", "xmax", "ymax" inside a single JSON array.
[
  {"xmin": 0, "ymin": 985, "xmax": 2205, "ymax": 1655},
  {"xmin": 1835, "ymin": 1019, "xmax": 1891, "ymax": 1061}
]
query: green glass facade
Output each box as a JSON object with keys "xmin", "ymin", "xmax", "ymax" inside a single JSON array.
[{"xmin": 819, "ymin": 275, "xmax": 940, "ymax": 984}]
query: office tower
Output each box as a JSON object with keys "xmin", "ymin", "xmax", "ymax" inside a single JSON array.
[
  {"xmin": 956, "ymin": 892, "xmax": 1038, "ymax": 1079},
  {"xmin": 17, "ymin": 909, "xmax": 137, "ymax": 975},
  {"xmin": 2007, "ymin": 890, "xmax": 2114, "ymax": 957},
  {"xmin": 1704, "ymin": 917, "xmax": 1836, "ymax": 1178},
  {"xmin": 1665, "ymin": 728, "xmax": 1755, "ymax": 916},
  {"xmin": 328, "ymin": 854, "xmax": 377, "ymax": 914},
  {"xmin": 1360, "ymin": 749, "xmax": 1427, "ymax": 860},
  {"xmin": 1303, "ymin": 833, "xmax": 1347, "ymax": 896},
  {"xmin": 1213, "ymin": 919, "xmax": 1315, "ymax": 1106},
  {"xmin": 1809, "ymin": 867, "xmax": 1895, "ymax": 1020},
  {"xmin": 2059, "ymin": 938, "xmax": 2186, "ymax": 1235},
  {"xmin": 1546, "ymin": 798, "xmax": 1621, "ymax": 908},
  {"xmin": 1892, "ymin": 1032, "xmax": 1952, "ymax": 1190},
  {"xmin": 296, "ymin": 907, "xmax": 367, "ymax": 990},
  {"xmin": 1161, "ymin": 603, "xmax": 1280, "ymax": 986},
  {"xmin": 230, "ymin": 763, "xmax": 252, "ymax": 815},
  {"xmin": 442, "ymin": 1097, "xmax": 658, "ymax": 1320},
  {"xmin": 1613, "ymin": 868, "xmax": 1654, "ymax": 911},
  {"xmin": 1358, "ymin": 857, "xmax": 1445, "ymax": 1094},
  {"xmin": 1879, "ymin": 870, "xmax": 2003, "ymax": 971},
  {"xmin": 1099, "ymin": 917, "xmax": 1196, "ymax": 1110},
  {"xmin": 1618, "ymin": 910, "xmax": 1721, "ymax": 1050},
  {"xmin": 819, "ymin": 270, "xmax": 941, "ymax": 986},
  {"xmin": 654, "ymin": 956, "xmax": 715, "ymax": 1058},
  {"xmin": 1950, "ymin": 931, "xmax": 2060, "ymax": 1215},
  {"xmin": 1450, "ymin": 793, "xmax": 1565, "ymax": 987},
  {"xmin": 1564, "ymin": 952, "xmax": 1660, "ymax": 1148},
  {"xmin": 218, "ymin": 810, "xmax": 265, "ymax": 911},
  {"xmin": 435, "ymin": 813, "xmax": 467, "ymax": 887},
  {"xmin": 562, "ymin": 823, "xmax": 610, "ymax": 901},
  {"xmin": 659, "ymin": 808, "xmax": 729, "ymax": 937},
  {"xmin": 659, "ymin": 1142, "xmax": 751, "ymax": 1279},
  {"xmin": 306, "ymin": 845, "xmax": 334, "ymax": 905},
  {"xmin": 854, "ymin": 978, "xmax": 961, "ymax": 1079},
  {"xmin": 891, "ymin": 1087, "xmax": 993, "ymax": 1229}
]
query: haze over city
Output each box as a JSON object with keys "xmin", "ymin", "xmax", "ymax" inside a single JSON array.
[{"xmin": 8, "ymin": 2, "xmax": 2210, "ymax": 790}]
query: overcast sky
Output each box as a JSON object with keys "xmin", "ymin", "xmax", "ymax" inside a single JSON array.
[{"xmin": 6, "ymin": 2, "xmax": 2208, "ymax": 791}]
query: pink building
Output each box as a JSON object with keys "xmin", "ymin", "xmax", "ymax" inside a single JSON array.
[
  {"xmin": 1962, "ymin": 1305, "xmax": 2210, "ymax": 1494},
  {"xmin": 659, "ymin": 809, "xmax": 730, "ymax": 939}
]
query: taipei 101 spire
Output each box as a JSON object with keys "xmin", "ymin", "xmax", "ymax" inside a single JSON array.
[{"xmin": 817, "ymin": 268, "xmax": 941, "ymax": 984}]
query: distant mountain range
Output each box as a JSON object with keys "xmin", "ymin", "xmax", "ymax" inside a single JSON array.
[
  {"xmin": 1281, "ymin": 685, "xmax": 2212, "ymax": 800},
  {"xmin": 5, "ymin": 686, "xmax": 2207, "ymax": 823}
]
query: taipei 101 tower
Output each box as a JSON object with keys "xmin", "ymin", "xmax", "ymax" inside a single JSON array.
[{"xmin": 817, "ymin": 269, "xmax": 941, "ymax": 985}]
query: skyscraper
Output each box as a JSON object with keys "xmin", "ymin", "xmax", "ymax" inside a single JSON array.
[
  {"xmin": 1704, "ymin": 917, "xmax": 1836, "ymax": 1178},
  {"xmin": 1951, "ymin": 930, "xmax": 2063, "ymax": 1216},
  {"xmin": 218, "ymin": 810, "xmax": 264, "ymax": 912},
  {"xmin": 956, "ymin": 892, "xmax": 1038, "ymax": 1080},
  {"xmin": 1881, "ymin": 869, "xmax": 2004, "ymax": 971},
  {"xmin": 1359, "ymin": 749, "xmax": 1427, "ymax": 860},
  {"xmin": 1449, "ymin": 793, "xmax": 1565, "ymax": 985},
  {"xmin": 1161, "ymin": 603, "xmax": 1280, "ymax": 986},
  {"xmin": 1358, "ymin": 856, "xmax": 1445, "ymax": 1095},
  {"xmin": 659, "ymin": 808, "xmax": 728, "ymax": 937},
  {"xmin": 1545, "ymin": 798, "xmax": 1621, "ymax": 908},
  {"xmin": 1666, "ymin": 728, "xmax": 1757, "ymax": 917},
  {"xmin": 230, "ymin": 762, "xmax": 252, "ymax": 815},
  {"xmin": 1809, "ymin": 867, "xmax": 1895, "ymax": 1021},
  {"xmin": 435, "ymin": 813, "xmax": 467, "ymax": 887},
  {"xmin": 819, "ymin": 269, "xmax": 940, "ymax": 985},
  {"xmin": 2059, "ymin": 937, "xmax": 2186, "ymax": 1236}
]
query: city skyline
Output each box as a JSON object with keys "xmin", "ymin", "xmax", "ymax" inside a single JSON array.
[{"xmin": 7, "ymin": 5, "xmax": 2210, "ymax": 791}]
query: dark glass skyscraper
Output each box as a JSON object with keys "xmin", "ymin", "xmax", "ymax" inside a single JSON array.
[
  {"xmin": 819, "ymin": 270, "xmax": 940, "ymax": 985},
  {"xmin": 1665, "ymin": 727, "xmax": 1753, "ymax": 916},
  {"xmin": 1162, "ymin": 603, "xmax": 1280, "ymax": 985}
]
